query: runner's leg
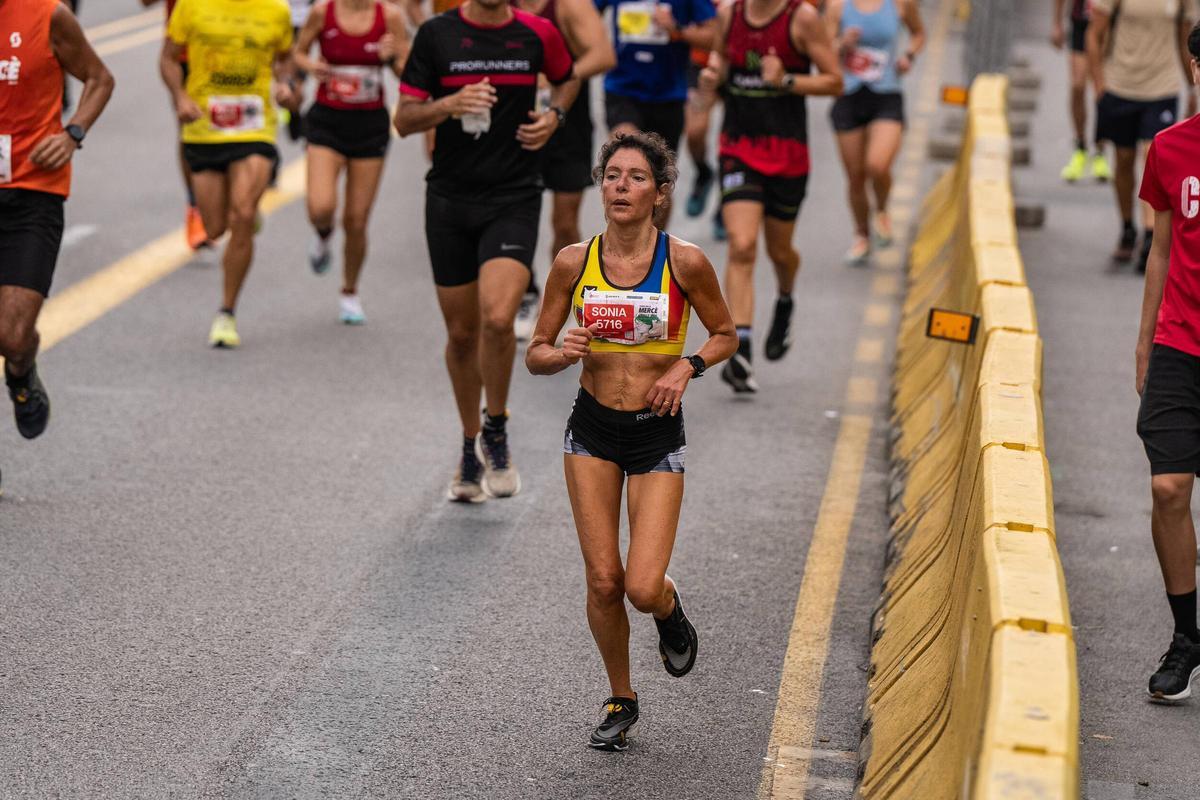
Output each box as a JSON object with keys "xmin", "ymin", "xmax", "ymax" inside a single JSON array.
[
  {"xmin": 435, "ymin": 281, "xmax": 484, "ymax": 438},
  {"xmin": 1069, "ymin": 52, "xmax": 1088, "ymax": 148},
  {"xmin": 1151, "ymin": 474, "xmax": 1198, "ymax": 595},
  {"xmin": 624, "ymin": 471, "xmax": 684, "ymax": 620},
  {"xmin": 0, "ymin": 287, "xmax": 44, "ymax": 377},
  {"xmin": 221, "ymin": 155, "xmax": 274, "ymax": 311},
  {"xmin": 1113, "ymin": 145, "xmax": 1136, "ymax": 224},
  {"xmin": 865, "ymin": 119, "xmax": 902, "ymax": 217},
  {"xmin": 565, "ymin": 453, "xmax": 633, "ymax": 698},
  {"xmin": 306, "ymin": 144, "xmax": 345, "ymax": 245},
  {"xmin": 477, "ymin": 257, "xmax": 528, "ymax": 419},
  {"xmin": 723, "ymin": 200, "xmax": 763, "ymax": 328},
  {"xmin": 836, "ymin": 127, "xmax": 869, "ymax": 239},
  {"xmin": 342, "ymin": 156, "xmax": 386, "ymax": 295},
  {"xmin": 191, "ymin": 171, "xmax": 231, "ymax": 242},
  {"xmin": 763, "ymin": 216, "xmax": 799, "ymax": 297},
  {"xmin": 550, "ymin": 191, "xmax": 584, "ymax": 260}
]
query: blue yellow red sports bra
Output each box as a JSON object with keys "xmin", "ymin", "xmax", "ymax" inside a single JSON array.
[{"xmin": 571, "ymin": 231, "xmax": 691, "ymax": 356}]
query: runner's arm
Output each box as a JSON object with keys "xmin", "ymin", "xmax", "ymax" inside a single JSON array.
[
  {"xmin": 675, "ymin": 18, "xmax": 718, "ymax": 51},
  {"xmin": 897, "ymin": 0, "xmax": 924, "ymax": 65},
  {"xmin": 292, "ymin": 2, "xmax": 328, "ymax": 77},
  {"xmin": 1177, "ymin": 6, "xmax": 1197, "ymax": 115},
  {"xmin": 382, "ymin": 3, "xmax": 412, "ymax": 76},
  {"xmin": 701, "ymin": 3, "xmax": 731, "ymax": 84},
  {"xmin": 402, "ymin": 0, "xmax": 428, "ymax": 27},
  {"xmin": 1085, "ymin": 5, "xmax": 1110, "ymax": 95},
  {"xmin": 1136, "ymin": 210, "xmax": 1172, "ymax": 394},
  {"xmin": 557, "ymin": 0, "xmax": 616, "ymax": 79},
  {"xmin": 50, "ymin": 3, "xmax": 114, "ymax": 137},
  {"xmin": 1051, "ymin": 0, "xmax": 1066, "ymax": 48},
  {"xmin": 823, "ymin": 0, "xmax": 845, "ymax": 51},
  {"xmin": 526, "ymin": 243, "xmax": 593, "ymax": 375},
  {"xmin": 780, "ymin": 4, "xmax": 841, "ymax": 96}
]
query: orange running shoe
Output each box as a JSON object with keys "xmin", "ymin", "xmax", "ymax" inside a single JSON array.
[{"xmin": 186, "ymin": 206, "xmax": 210, "ymax": 250}]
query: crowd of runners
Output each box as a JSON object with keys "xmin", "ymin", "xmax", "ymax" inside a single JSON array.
[{"xmin": 5, "ymin": 0, "xmax": 1200, "ymax": 752}]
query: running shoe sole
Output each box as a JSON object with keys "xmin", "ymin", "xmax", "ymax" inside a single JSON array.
[
  {"xmin": 658, "ymin": 585, "xmax": 698, "ymax": 678},
  {"xmin": 446, "ymin": 482, "xmax": 488, "ymax": 503},
  {"xmin": 588, "ymin": 724, "xmax": 636, "ymax": 752},
  {"xmin": 1149, "ymin": 664, "xmax": 1200, "ymax": 704}
]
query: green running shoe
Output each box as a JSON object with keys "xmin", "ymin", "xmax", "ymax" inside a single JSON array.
[
  {"xmin": 1060, "ymin": 149, "xmax": 1087, "ymax": 182},
  {"xmin": 1090, "ymin": 152, "xmax": 1111, "ymax": 182}
]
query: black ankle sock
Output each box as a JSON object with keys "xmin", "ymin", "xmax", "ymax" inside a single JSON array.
[
  {"xmin": 316, "ymin": 227, "xmax": 333, "ymax": 241},
  {"xmin": 4, "ymin": 362, "xmax": 31, "ymax": 388},
  {"xmin": 462, "ymin": 435, "xmax": 478, "ymax": 459},
  {"xmin": 777, "ymin": 294, "xmax": 794, "ymax": 307},
  {"xmin": 219, "ymin": 307, "xmax": 234, "ymax": 316},
  {"xmin": 1142, "ymin": 230, "xmax": 1154, "ymax": 249},
  {"xmin": 735, "ymin": 328, "xmax": 752, "ymax": 360},
  {"xmin": 1075, "ymin": 138, "xmax": 1086, "ymax": 152},
  {"xmin": 483, "ymin": 412, "xmax": 507, "ymax": 433},
  {"xmin": 1167, "ymin": 591, "xmax": 1200, "ymax": 642}
]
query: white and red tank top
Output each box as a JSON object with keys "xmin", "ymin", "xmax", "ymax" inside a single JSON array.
[
  {"xmin": 718, "ymin": 0, "xmax": 811, "ymax": 178},
  {"xmin": 0, "ymin": 0, "xmax": 69, "ymax": 196},
  {"xmin": 316, "ymin": 1, "xmax": 388, "ymax": 110}
]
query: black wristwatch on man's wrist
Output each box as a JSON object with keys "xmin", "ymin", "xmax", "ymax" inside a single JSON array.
[
  {"xmin": 685, "ymin": 354, "xmax": 706, "ymax": 378},
  {"xmin": 66, "ymin": 124, "xmax": 86, "ymax": 149}
]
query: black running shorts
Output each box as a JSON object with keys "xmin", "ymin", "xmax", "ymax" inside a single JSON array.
[
  {"xmin": 1070, "ymin": 17, "xmax": 1088, "ymax": 53},
  {"xmin": 830, "ymin": 87, "xmax": 905, "ymax": 132},
  {"xmin": 183, "ymin": 141, "xmax": 280, "ymax": 174},
  {"xmin": 0, "ymin": 188, "xmax": 65, "ymax": 297},
  {"xmin": 564, "ymin": 387, "xmax": 686, "ymax": 474},
  {"xmin": 719, "ymin": 156, "xmax": 808, "ymax": 221},
  {"xmin": 305, "ymin": 103, "xmax": 391, "ymax": 160},
  {"xmin": 604, "ymin": 92, "xmax": 685, "ymax": 155},
  {"xmin": 542, "ymin": 81, "xmax": 594, "ymax": 193},
  {"xmin": 424, "ymin": 188, "xmax": 541, "ymax": 287},
  {"xmin": 1096, "ymin": 92, "xmax": 1177, "ymax": 149},
  {"xmin": 1138, "ymin": 344, "xmax": 1200, "ymax": 476}
]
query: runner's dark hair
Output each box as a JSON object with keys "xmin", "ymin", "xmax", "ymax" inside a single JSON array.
[
  {"xmin": 1190, "ymin": 19, "xmax": 1200, "ymax": 59},
  {"xmin": 593, "ymin": 132, "xmax": 677, "ymax": 227}
]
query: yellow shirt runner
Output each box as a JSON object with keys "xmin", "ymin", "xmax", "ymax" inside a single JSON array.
[{"xmin": 167, "ymin": 0, "xmax": 293, "ymax": 145}]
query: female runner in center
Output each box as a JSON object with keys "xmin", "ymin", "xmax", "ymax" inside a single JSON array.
[{"xmin": 526, "ymin": 132, "xmax": 737, "ymax": 751}]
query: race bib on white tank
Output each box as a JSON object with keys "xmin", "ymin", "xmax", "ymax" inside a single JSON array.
[
  {"xmin": 844, "ymin": 45, "xmax": 889, "ymax": 82},
  {"xmin": 326, "ymin": 65, "xmax": 383, "ymax": 104},
  {"xmin": 0, "ymin": 134, "xmax": 11, "ymax": 184},
  {"xmin": 208, "ymin": 95, "xmax": 266, "ymax": 134},
  {"xmin": 582, "ymin": 288, "xmax": 669, "ymax": 345},
  {"xmin": 616, "ymin": 1, "xmax": 670, "ymax": 45}
]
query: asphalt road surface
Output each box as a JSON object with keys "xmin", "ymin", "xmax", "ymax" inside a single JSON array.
[{"xmin": 0, "ymin": 2, "xmax": 945, "ymax": 798}]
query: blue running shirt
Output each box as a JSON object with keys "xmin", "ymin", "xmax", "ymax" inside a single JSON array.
[{"xmin": 597, "ymin": 0, "xmax": 715, "ymax": 102}]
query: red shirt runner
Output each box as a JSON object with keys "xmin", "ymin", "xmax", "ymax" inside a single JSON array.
[
  {"xmin": 316, "ymin": 1, "xmax": 388, "ymax": 110},
  {"xmin": 1140, "ymin": 114, "xmax": 1200, "ymax": 357}
]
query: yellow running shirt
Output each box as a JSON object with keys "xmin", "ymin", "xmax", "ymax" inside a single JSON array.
[{"xmin": 167, "ymin": 0, "xmax": 293, "ymax": 145}]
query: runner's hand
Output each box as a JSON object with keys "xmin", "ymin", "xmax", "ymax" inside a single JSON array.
[
  {"xmin": 1050, "ymin": 22, "xmax": 1065, "ymax": 50},
  {"xmin": 311, "ymin": 58, "xmax": 332, "ymax": 83},
  {"xmin": 562, "ymin": 325, "xmax": 599, "ymax": 363},
  {"xmin": 645, "ymin": 359, "xmax": 692, "ymax": 417},
  {"xmin": 653, "ymin": 4, "xmax": 677, "ymax": 33},
  {"xmin": 29, "ymin": 132, "xmax": 77, "ymax": 171},
  {"xmin": 175, "ymin": 95, "xmax": 202, "ymax": 124},
  {"xmin": 698, "ymin": 66, "xmax": 721, "ymax": 95},
  {"xmin": 442, "ymin": 78, "xmax": 497, "ymax": 117},
  {"xmin": 378, "ymin": 34, "xmax": 398, "ymax": 63},
  {"xmin": 274, "ymin": 82, "xmax": 297, "ymax": 109},
  {"xmin": 841, "ymin": 26, "xmax": 861, "ymax": 53},
  {"xmin": 760, "ymin": 49, "xmax": 785, "ymax": 87},
  {"xmin": 517, "ymin": 109, "xmax": 559, "ymax": 151},
  {"xmin": 896, "ymin": 53, "xmax": 913, "ymax": 75},
  {"xmin": 1136, "ymin": 347, "xmax": 1150, "ymax": 395}
]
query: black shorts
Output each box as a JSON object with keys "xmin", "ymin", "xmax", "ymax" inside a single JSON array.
[
  {"xmin": 1138, "ymin": 344, "xmax": 1200, "ymax": 476},
  {"xmin": 563, "ymin": 388, "xmax": 686, "ymax": 474},
  {"xmin": 424, "ymin": 188, "xmax": 541, "ymax": 287},
  {"xmin": 830, "ymin": 87, "xmax": 905, "ymax": 132},
  {"xmin": 305, "ymin": 103, "xmax": 390, "ymax": 160},
  {"xmin": 1070, "ymin": 18, "xmax": 1088, "ymax": 53},
  {"xmin": 719, "ymin": 156, "xmax": 808, "ymax": 221},
  {"xmin": 543, "ymin": 81, "xmax": 594, "ymax": 193},
  {"xmin": 0, "ymin": 189, "xmax": 65, "ymax": 297},
  {"xmin": 183, "ymin": 141, "xmax": 280, "ymax": 174},
  {"xmin": 604, "ymin": 92, "xmax": 685, "ymax": 154},
  {"xmin": 1095, "ymin": 92, "xmax": 1177, "ymax": 149}
]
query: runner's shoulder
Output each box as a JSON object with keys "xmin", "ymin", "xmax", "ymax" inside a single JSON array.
[
  {"xmin": 666, "ymin": 236, "xmax": 715, "ymax": 283},
  {"xmin": 552, "ymin": 240, "xmax": 592, "ymax": 277}
]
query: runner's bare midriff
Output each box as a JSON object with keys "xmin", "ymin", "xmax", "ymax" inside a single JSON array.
[{"xmin": 579, "ymin": 352, "xmax": 681, "ymax": 410}]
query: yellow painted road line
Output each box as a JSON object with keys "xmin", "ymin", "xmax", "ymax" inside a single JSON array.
[
  {"xmin": 84, "ymin": 9, "xmax": 162, "ymax": 43},
  {"xmin": 93, "ymin": 25, "xmax": 166, "ymax": 58},
  {"xmin": 854, "ymin": 338, "xmax": 885, "ymax": 365},
  {"xmin": 39, "ymin": 158, "xmax": 307, "ymax": 353}
]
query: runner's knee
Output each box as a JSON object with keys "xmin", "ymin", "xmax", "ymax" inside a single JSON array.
[
  {"xmin": 228, "ymin": 202, "xmax": 258, "ymax": 231},
  {"xmin": 1151, "ymin": 474, "xmax": 1192, "ymax": 512},
  {"xmin": 866, "ymin": 160, "xmax": 891, "ymax": 183},
  {"xmin": 445, "ymin": 322, "xmax": 478, "ymax": 357},
  {"xmin": 624, "ymin": 578, "xmax": 664, "ymax": 614},
  {"xmin": 587, "ymin": 569, "xmax": 625, "ymax": 606},
  {"xmin": 727, "ymin": 233, "xmax": 757, "ymax": 266},
  {"xmin": 481, "ymin": 305, "xmax": 517, "ymax": 338},
  {"xmin": 342, "ymin": 210, "xmax": 369, "ymax": 238},
  {"xmin": 765, "ymin": 238, "xmax": 797, "ymax": 267}
]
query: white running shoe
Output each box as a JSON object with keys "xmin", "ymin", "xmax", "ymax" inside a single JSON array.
[
  {"xmin": 513, "ymin": 290, "xmax": 538, "ymax": 342},
  {"xmin": 308, "ymin": 233, "xmax": 332, "ymax": 275},
  {"xmin": 339, "ymin": 294, "xmax": 365, "ymax": 325},
  {"xmin": 475, "ymin": 426, "xmax": 521, "ymax": 498}
]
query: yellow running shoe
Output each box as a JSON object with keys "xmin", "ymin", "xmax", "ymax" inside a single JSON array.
[
  {"xmin": 208, "ymin": 312, "xmax": 240, "ymax": 349},
  {"xmin": 1060, "ymin": 149, "xmax": 1087, "ymax": 182},
  {"xmin": 1090, "ymin": 152, "xmax": 1112, "ymax": 182}
]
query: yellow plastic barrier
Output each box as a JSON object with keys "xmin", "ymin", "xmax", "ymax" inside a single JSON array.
[{"xmin": 857, "ymin": 75, "xmax": 1079, "ymax": 799}]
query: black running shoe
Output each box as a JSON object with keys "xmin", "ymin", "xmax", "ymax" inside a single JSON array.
[
  {"xmin": 686, "ymin": 163, "xmax": 714, "ymax": 218},
  {"xmin": 1136, "ymin": 232, "xmax": 1153, "ymax": 274},
  {"xmin": 6, "ymin": 363, "xmax": 50, "ymax": 440},
  {"xmin": 655, "ymin": 585, "xmax": 698, "ymax": 677},
  {"xmin": 1114, "ymin": 224, "xmax": 1136, "ymax": 263},
  {"xmin": 589, "ymin": 696, "xmax": 639, "ymax": 751},
  {"xmin": 720, "ymin": 353, "xmax": 758, "ymax": 394},
  {"xmin": 764, "ymin": 296, "xmax": 794, "ymax": 362},
  {"xmin": 1148, "ymin": 633, "xmax": 1200, "ymax": 703}
]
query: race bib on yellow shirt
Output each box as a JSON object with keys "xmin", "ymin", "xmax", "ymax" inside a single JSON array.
[
  {"xmin": 208, "ymin": 95, "xmax": 267, "ymax": 134},
  {"xmin": 582, "ymin": 289, "xmax": 669, "ymax": 345},
  {"xmin": 327, "ymin": 66, "xmax": 383, "ymax": 105},
  {"xmin": 0, "ymin": 135, "xmax": 11, "ymax": 184},
  {"xmin": 616, "ymin": 1, "xmax": 670, "ymax": 45},
  {"xmin": 844, "ymin": 45, "xmax": 889, "ymax": 82}
]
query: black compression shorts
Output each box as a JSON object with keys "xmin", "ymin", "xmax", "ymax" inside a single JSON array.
[
  {"xmin": 1070, "ymin": 17, "xmax": 1088, "ymax": 53},
  {"xmin": 830, "ymin": 88, "xmax": 905, "ymax": 132},
  {"xmin": 1138, "ymin": 344, "xmax": 1200, "ymax": 476},
  {"xmin": 0, "ymin": 188, "xmax": 65, "ymax": 297},
  {"xmin": 183, "ymin": 142, "xmax": 279, "ymax": 174},
  {"xmin": 305, "ymin": 103, "xmax": 391, "ymax": 160},
  {"xmin": 564, "ymin": 387, "xmax": 686, "ymax": 474},
  {"xmin": 424, "ymin": 188, "xmax": 541, "ymax": 287},
  {"xmin": 604, "ymin": 92, "xmax": 685, "ymax": 155},
  {"xmin": 719, "ymin": 156, "xmax": 808, "ymax": 221},
  {"xmin": 1096, "ymin": 92, "xmax": 1178, "ymax": 149}
]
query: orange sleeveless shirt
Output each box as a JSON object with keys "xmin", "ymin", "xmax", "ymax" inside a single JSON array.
[{"xmin": 0, "ymin": 0, "xmax": 70, "ymax": 197}]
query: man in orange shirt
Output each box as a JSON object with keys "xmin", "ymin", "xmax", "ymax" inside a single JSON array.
[{"xmin": 0, "ymin": 0, "xmax": 113, "ymax": 440}]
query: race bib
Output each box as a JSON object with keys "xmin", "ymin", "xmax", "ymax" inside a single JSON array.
[
  {"xmin": 208, "ymin": 95, "xmax": 266, "ymax": 134},
  {"xmin": 844, "ymin": 45, "xmax": 889, "ymax": 82},
  {"xmin": 616, "ymin": 1, "xmax": 670, "ymax": 45},
  {"xmin": 582, "ymin": 288, "xmax": 670, "ymax": 345},
  {"xmin": 0, "ymin": 134, "xmax": 11, "ymax": 184},
  {"xmin": 326, "ymin": 65, "xmax": 383, "ymax": 105}
]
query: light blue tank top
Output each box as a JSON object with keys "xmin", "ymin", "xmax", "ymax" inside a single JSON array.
[{"xmin": 840, "ymin": 0, "xmax": 902, "ymax": 95}]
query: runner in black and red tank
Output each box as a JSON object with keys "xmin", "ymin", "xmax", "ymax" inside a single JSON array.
[
  {"xmin": 295, "ymin": 0, "xmax": 408, "ymax": 325},
  {"xmin": 395, "ymin": 0, "xmax": 580, "ymax": 503},
  {"xmin": 508, "ymin": 0, "xmax": 614, "ymax": 343},
  {"xmin": 698, "ymin": 0, "xmax": 839, "ymax": 393}
]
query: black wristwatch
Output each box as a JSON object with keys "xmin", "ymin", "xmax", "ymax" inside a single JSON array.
[
  {"xmin": 685, "ymin": 354, "xmax": 706, "ymax": 378},
  {"xmin": 65, "ymin": 124, "xmax": 86, "ymax": 148},
  {"xmin": 549, "ymin": 105, "xmax": 567, "ymax": 126}
]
